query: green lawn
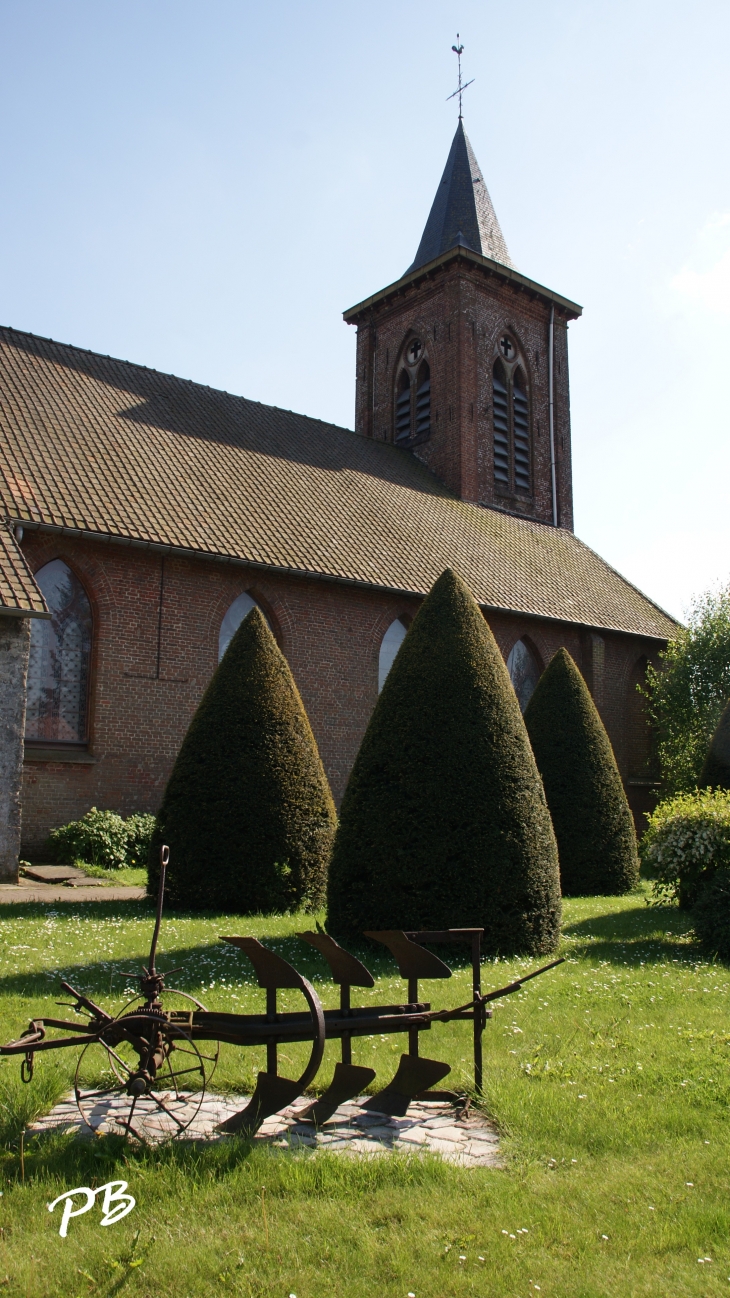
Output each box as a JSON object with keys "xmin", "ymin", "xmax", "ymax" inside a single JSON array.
[{"xmin": 0, "ymin": 888, "xmax": 728, "ymax": 1297}]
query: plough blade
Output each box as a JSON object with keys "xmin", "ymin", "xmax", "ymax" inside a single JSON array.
[
  {"xmin": 361, "ymin": 1054, "xmax": 451, "ymax": 1116},
  {"xmin": 298, "ymin": 1062, "xmax": 376, "ymax": 1126},
  {"xmin": 216, "ymin": 1072, "xmax": 301, "ymax": 1136}
]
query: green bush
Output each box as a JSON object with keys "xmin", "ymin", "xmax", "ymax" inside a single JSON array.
[
  {"xmin": 124, "ymin": 812, "xmax": 156, "ymax": 866},
  {"xmin": 326, "ymin": 568, "xmax": 562, "ymax": 954},
  {"xmin": 692, "ymin": 869, "xmax": 730, "ymax": 960},
  {"xmin": 524, "ymin": 648, "xmax": 639, "ymax": 895},
  {"xmin": 641, "ymin": 788, "xmax": 730, "ymax": 907},
  {"xmin": 698, "ymin": 698, "xmax": 730, "ymax": 792},
  {"xmin": 643, "ymin": 584, "xmax": 730, "ymax": 795},
  {"xmin": 48, "ymin": 807, "xmax": 129, "ymax": 870},
  {"xmin": 149, "ymin": 606, "xmax": 336, "ymax": 912}
]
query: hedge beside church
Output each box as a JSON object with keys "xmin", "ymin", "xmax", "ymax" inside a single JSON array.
[
  {"xmin": 699, "ymin": 698, "xmax": 730, "ymax": 792},
  {"xmin": 326, "ymin": 568, "xmax": 562, "ymax": 954},
  {"xmin": 149, "ymin": 607, "xmax": 336, "ymax": 911},
  {"xmin": 524, "ymin": 648, "xmax": 639, "ymax": 895}
]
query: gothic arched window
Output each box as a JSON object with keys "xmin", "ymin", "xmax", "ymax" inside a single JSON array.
[
  {"xmin": 25, "ymin": 559, "xmax": 92, "ymax": 744},
  {"xmin": 378, "ymin": 618, "xmax": 408, "ymax": 691},
  {"xmin": 507, "ymin": 638, "xmax": 541, "ymax": 713},
  {"xmin": 394, "ymin": 338, "xmax": 431, "ymax": 446},
  {"xmin": 626, "ymin": 655, "xmax": 656, "ymax": 779},
  {"xmin": 219, "ymin": 592, "xmax": 259, "ymax": 661},
  {"xmin": 493, "ymin": 338, "xmax": 531, "ymax": 495}
]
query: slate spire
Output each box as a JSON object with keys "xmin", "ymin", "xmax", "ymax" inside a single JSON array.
[{"xmin": 407, "ymin": 121, "xmax": 514, "ymax": 274}]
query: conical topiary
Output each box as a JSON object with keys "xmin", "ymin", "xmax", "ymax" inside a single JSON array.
[
  {"xmin": 326, "ymin": 568, "xmax": 562, "ymax": 954},
  {"xmin": 524, "ymin": 648, "xmax": 639, "ymax": 895},
  {"xmin": 699, "ymin": 698, "xmax": 730, "ymax": 791},
  {"xmin": 149, "ymin": 607, "xmax": 336, "ymax": 912}
]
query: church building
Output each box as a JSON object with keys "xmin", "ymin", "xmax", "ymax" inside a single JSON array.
[{"xmin": 0, "ymin": 121, "xmax": 675, "ymax": 863}]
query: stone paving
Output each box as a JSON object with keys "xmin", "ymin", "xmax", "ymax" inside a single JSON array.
[{"xmin": 28, "ymin": 1091, "xmax": 502, "ymax": 1167}]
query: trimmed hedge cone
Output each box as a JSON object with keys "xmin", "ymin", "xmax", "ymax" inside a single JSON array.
[
  {"xmin": 699, "ymin": 698, "xmax": 730, "ymax": 792},
  {"xmin": 326, "ymin": 568, "xmax": 562, "ymax": 954},
  {"xmin": 524, "ymin": 648, "xmax": 639, "ymax": 895},
  {"xmin": 149, "ymin": 607, "xmax": 336, "ymax": 912}
]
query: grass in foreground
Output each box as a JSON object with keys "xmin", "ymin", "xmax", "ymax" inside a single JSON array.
[{"xmin": 0, "ymin": 888, "xmax": 728, "ymax": 1296}]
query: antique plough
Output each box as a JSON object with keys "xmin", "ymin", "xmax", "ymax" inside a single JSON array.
[{"xmin": 1, "ymin": 849, "xmax": 564, "ymax": 1142}]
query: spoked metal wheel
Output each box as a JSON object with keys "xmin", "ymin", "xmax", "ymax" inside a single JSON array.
[{"xmin": 74, "ymin": 999, "xmax": 219, "ymax": 1144}]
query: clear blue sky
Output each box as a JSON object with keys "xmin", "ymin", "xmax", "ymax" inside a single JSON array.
[{"xmin": 2, "ymin": 0, "xmax": 728, "ymax": 621}]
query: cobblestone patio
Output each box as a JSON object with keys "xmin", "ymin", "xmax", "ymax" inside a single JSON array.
[{"xmin": 28, "ymin": 1091, "xmax": 502, "ymax": 1167}]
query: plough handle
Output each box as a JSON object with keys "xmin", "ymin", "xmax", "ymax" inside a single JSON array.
[
  {"xmin": 59, "ymin": 982, "xmax": 112, "ymax": 1022},
  {"xmin": 481, "ymin": 956, "xmax": 565, "ymax": 1004},
  {"xmin": 147, "ymin": 846, "xmax": 169, "ymax": 977}
]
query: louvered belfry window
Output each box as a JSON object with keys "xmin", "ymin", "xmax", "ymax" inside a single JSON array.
[
  {"xmin": 512, "ymin": 369, "xmax": 530, "ymax": 492},
  {"xmin": 395, "ymin": 370, "xmax": 412, "ymax": 444},
  {"xmin": 394, "ymin": 339, "xmax": 430, "ymax": 446},
  {"xmin": 492, "ymin": 361, "xmax": 510, "ymax": 486},
  {"xmin": 415, "ymin": 362, "xmax": 430, "ymax": 438},
  {"xmin": 492, "ymin": 345, "xmax": 531, "ymax": 494}
]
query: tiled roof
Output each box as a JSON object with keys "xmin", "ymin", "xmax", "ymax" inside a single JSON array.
[
  {"xmin": 0, "ymin": 328, "xmax": 676, "ymax": 640},
  {"xmin": 0, "ymin": 522, "xmax": 48, "ymax": 617},
  {"xmin": 407, "ymin": 121, "xmax": 514, "ymax": 274}
]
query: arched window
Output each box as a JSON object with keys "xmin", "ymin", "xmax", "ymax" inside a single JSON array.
[
  {"xmin": 415, "ymin": 361, "xmax": 431, "ymax": 439},
  {"xmin": 507, "ymin": 638, "xmax": 541, "ymax": 713},
  {"xmin": 218, "ymin": 592, "xmax": 259, "ymax": 661},
  {"xmin": 25, "ymin": 559, "xmax": 92, "ymax": 743},
  {"xmin": 378, "ymin": 618, "xmax": 408, "ymax": 692},
  {"xmin": 395, "ymin": 369, "xmax": 412, "ymax": 445},
  {"xmin": 492, "ymin": 339, "xmax": 531, "ymax": 495}
]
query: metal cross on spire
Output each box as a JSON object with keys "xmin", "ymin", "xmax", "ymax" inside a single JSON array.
[{"xmin": 447, "ymin": 34, "xmax": 474, "ymax": 119}]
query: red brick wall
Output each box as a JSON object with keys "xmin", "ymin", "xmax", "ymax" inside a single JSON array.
[
  {"xmin": 352, "ymin": 257, "xmax": 574, "ymax": 530},
  {"xmin": 19, "ymin": 532, "xmax": 660, "ymax": 853}
]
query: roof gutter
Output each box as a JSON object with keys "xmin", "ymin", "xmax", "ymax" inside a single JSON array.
[{"xmin": 9, "ymin": 516, "xmax": 672, "ymax": 643}]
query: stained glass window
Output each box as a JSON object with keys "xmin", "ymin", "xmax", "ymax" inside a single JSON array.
[{"xmin": 25, "ymin": 560, "xmax": 92, "ymax": 743}]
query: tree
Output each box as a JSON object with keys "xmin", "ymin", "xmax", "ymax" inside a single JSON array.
[
  {"xmin": 149, "ymin": 607, "xmax": 336, "ymax": 911},
  {"xmin": 644, "ymin": 584, "xmax": 730, "ymax": 796},
  {"xmin": 326, "ymin": 568, "xmax": 561, "ymax": 954},
  {"xmin": 524, "ymin": 648, "xmax": 639, "ymax": 895},
  {"xmin": 698, "ymin": 698, "xmax": 730, "ymax": 792}
]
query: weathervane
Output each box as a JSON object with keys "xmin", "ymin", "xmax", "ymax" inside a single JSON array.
[{"xmin": 447, "ymin": 34, "xmax": 474, "ymax": 119}]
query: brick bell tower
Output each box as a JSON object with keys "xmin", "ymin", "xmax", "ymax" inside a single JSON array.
[{"xmin": 344, "ymin": 120, "xmax": 582, "ymax": 529}]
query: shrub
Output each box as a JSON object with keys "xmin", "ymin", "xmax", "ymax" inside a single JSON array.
[
  {"xmin": 124, "ymin": 813, "xmax": 156, "ymax": 867},
  {"xmin": 643, "ymin": 584, "xmax": 730, "ymax": 796},
  {"xmin": 326, "ymin": 568, "xmax": 562, "ymax": 955},
  {"xmin": 149, "ymin": 606, "xmax": 336, "ymax": 912},
  {"xmin": 698, "ymin": 698, "xmax": 730, "ymax": 792},
  {"xmin": 48, "ymin": 807, "xmax": 129, "ymax": 870},
  {"xmin": 641, "ymin": 788, "xmax": 730, "ymax": 907},
  {"xmin": 692, "ymin": 869, "xmax": 730, "ymax": 960},
  {"xmin": 524, "ymin": 648, "xmax": 639, "ymax": 895}
]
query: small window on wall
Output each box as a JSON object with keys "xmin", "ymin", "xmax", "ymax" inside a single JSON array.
[
  {"xmin": 378, "ymin": 618, "xmax": 408, "ymax": 691},
  {"xmin": 218, "ymin": 592, "xmax": 260, "ymax": 661},
  {"xmin": 25, "ymin": 559, "xmax": 92, "ymax": 743},
  {"xmin": 507, "ymin": 638, "xmax": 541, "ymax": 713},
  {"xmin": 394, "ymin": 338, "xmax": 430, "ymax": 446},
  {"xmin": 492, "ymin": 337, "xmax": 531, "ymax": 495}
]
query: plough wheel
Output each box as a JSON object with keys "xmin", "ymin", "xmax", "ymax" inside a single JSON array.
[{"xmin": 74, "ymin": 996, "xmax": 219, "ymax": 1144}]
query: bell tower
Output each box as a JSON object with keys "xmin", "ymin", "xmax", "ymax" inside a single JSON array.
[{"xmin": 344, "ymin": 120, "xmax": 582, "ymax": 530}]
